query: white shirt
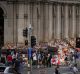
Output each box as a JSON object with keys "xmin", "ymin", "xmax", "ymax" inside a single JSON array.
[{"xmin": 33, "ymin": 53, "xmax": 37, "ymax": 61}]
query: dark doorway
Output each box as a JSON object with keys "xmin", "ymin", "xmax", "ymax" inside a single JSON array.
[{"xmin": 0, "ymin": 7, "xmax": 4, "ymax": 48}]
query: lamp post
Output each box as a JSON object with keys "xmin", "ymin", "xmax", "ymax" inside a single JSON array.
[
  {"xmin": 27, "ymin": 24, "xmax": 32, "ymax": 73},
  {"xmin": 28, "ymin": 24, "xmax": 32, "ymax": 47}
]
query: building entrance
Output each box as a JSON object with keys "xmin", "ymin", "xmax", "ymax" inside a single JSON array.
[{"xmin": 0, "ymin": 7, "xmax": 4, "ymax": 48}]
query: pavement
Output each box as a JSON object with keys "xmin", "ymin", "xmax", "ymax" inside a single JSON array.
[
  {"xmin": 18, "ymin": 59, "xmax": 80, "ymax": 74},
  {"xmin": 18, "ymin": 64, "xmax": 80, "ymax": 74},
  {"xmin": 31, "ymin": 66, "xmax": 80, "ymax": 74}
]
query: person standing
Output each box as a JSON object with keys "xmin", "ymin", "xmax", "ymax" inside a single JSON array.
[
  {"xmin": 14, "ymin": 59, "xmax": 20, "ymax": 74},
  {"xmin": 64, "ymin": 55, "xmax": 68, "ymax": 65},
  {"xmin": 47, "ymin": 53, "xmax": 52, "ymax": 67},
  {"xmin": 73, "ymin": 64, "xmax": 78, "ymax": 74},
  {"xmin": 55, "ymin": 65, "xmax": 60, "ymax": 74},
  {"xmin": 7, "ymin": 53, "xmax": 12, "ymax": 66},
  {"xmin": 32, "ymin": 52, "xmax": 37, "ymax": 66}
]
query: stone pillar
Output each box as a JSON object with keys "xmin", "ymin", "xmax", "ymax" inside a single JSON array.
[
  {"xmin": 17, "ymin": 4, "xmax": 24, "ymax": 43},
  {"xmin": 72, "ymin": 5, "xmax": 76, "ymax": 38},
  {"xmin": 37, "ymin": 4, "xmax": 41, "ymax": 43},
  {"xmin": 56, "ymin": 4, "xmax": 61, "ymax": 39},
  {"xmin": 32, "ymin": 4, "xmax": 38, "ymax": 42},
  {"xmin": 24, "ymin": 4, "xmax": 28, "ymax": 28},
  {"xmin": 40, "ymin": 4, "xmax": 44, "ymax": 42},
  {"xmin": 6, "ymin": 4, "xmax": 14, "ymax": 43},
  {"xmin": 78, "ymin": 6, "xmax": 80, "ymax": 37},
  {"xmin": 53, "ymin": 5, "xmax": 57, "ymax": 39},
  {"xmin": 44, "ymin": 4, "xmax": 49, "ymax": 42},
  {"xmin": 64, "ymin": 4, "xmax": 69, "ymax": 39},
  {"xmin": 13, "ymin": 4, "xmax": 18, "ymax": 45},
  {"xmin": 49, "ymin": 4, "xmax": 53, "ymax": 41},
  {"xmin": 27, "ymin": 4, "xmax": 31, "ymax": 28},
  {"xmin": 4, "ymin": 16, "xmax": 8, "ymax": 44}
]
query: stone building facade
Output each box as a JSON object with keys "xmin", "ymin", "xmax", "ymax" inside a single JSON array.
[{"xmin": 0, "ymin": 0, "xmax": 80, "ymax": 46}]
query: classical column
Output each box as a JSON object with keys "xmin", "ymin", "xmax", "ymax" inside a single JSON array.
[
  {"xmin": 4, "ymin": 16, "xmax": 8, "ymax": 44},
  {"xmin": 72, "ymin": 5, "xmax": 76, "ymax": 38},
  {"xmin": 40, "ymin": 4, "xmax": 44, "ymax": 42},
  {"xmin": 44, "ymin": 4, "xmax": 49, "ymax": 42},
  {"xmin": 64, "ymin": 4, "xmax": 69, "ymax": 39},
  {"xmin": 37, "ymin": 3, "xmax": 41, "ymax": 42},
  {"xmin": 32, "ymin": 4, "xmax": 38, "ymax": 42},
  {"xmin": 6, "ymin": 4, "xmax": 14, "ymax": 43},
  {"xmin": 24, "ymin": 4, "xmax": 28, "ymax": 28},
  {"xmin": 27, "ymin": 4, "xmax": 30, "ymax": 26},
  {"xmin": 53, "ymin": 4, "xmax": 57, "ymax": 39},
  {"xmin": 49, "ymin": 4, "xmax": 53, "ymax": 41},
  {"xmin": 56, "ymin": 4, "xmax": 61, "ymax": 39},
  {"xmin": 78, "ymin": 6, "xmax": 80, "ymax": 37},
  {"xmin": 17, "ymin": 4, "xmax": 24, "ymax": 43},
  {"xmin": 13, "ymin": 4, "xmax": 18, "ymax": 45}
]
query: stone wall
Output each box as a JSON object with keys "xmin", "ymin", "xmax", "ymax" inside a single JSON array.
[{"xmin": 0, "ymin": 0, "xmax": 80, "ymax": 46}]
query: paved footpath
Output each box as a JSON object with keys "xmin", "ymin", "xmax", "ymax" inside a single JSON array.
[
  {"xmin": 19, "ymin": 63, "xmax": 80, "ymax": 74},
  {"xmin": 31, "ymin": 65, "xmax": 80, "ymax": 74}
]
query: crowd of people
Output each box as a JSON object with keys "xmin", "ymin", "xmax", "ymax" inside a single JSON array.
[
  {"xmin": 0, "ymin": 38, "xmax": 80, "ymax": 74},
  {"xmin": 0, "ymin": 49, "xmax": 23, "ymax": 73}
]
